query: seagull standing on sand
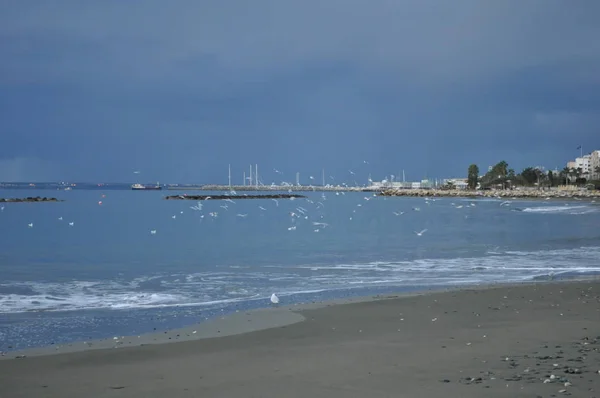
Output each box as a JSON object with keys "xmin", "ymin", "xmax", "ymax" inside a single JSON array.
[{"xmin": 270, "ymin": 293, "xmax": 279, "ymax": 306}]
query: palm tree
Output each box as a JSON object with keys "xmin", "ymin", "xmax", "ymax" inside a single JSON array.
[{"xmin": 561, "ymin": 167, "xmax": 571, "ymax": 185}]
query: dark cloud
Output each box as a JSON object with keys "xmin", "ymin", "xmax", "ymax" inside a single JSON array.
[{"xmin": 0, "ymin": 1, "xmax": 599, "ymax": 182}]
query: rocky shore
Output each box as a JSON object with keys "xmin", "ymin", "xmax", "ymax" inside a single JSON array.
[
  {"xmin": 0, "ymin": 196, "xmax": 63, "ymax": 203},
  {"xmin": 379, "ymin": 188, "xmax": 600, "ymax": 199},
  {"xmin": 164, "ymin": 193, "xmax": 306, "ymax": 200}
]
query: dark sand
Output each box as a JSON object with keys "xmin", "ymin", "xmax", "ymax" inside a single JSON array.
[{"xmin": 1, "ymin": 281, "xmax": 599, "ymax": 397}]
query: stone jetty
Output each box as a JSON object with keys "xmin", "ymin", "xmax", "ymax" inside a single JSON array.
[
  {"xmin": 379, "ymin": 188, "xmax": 600, "ymax": 199},
  {"xmin": 0, "ymin": 196, "xmax": 64, "ymax": 203},
  {"xmin": 164, "ymin": 193, "xmax": 307, "ymax": 200}
]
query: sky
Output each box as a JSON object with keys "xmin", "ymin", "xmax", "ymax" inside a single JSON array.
[{"xmin": 1, "ymin": 1, "xmax": 599, "ymax": 184}]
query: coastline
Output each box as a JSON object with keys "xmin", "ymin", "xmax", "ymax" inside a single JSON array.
[
  {"xmin": 379, "ymin": 188, "xmax": 600, "ymax": 199},
  {"xmin": 1, "ymin": 279, "xmax": 596, "ymax": 358},
  {"xmin": 1, "ymin": 278, "xmax": 599, "ymax": 397}
]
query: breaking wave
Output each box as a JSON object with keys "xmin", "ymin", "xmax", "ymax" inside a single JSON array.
[
  {"xmin": 2, "ymin": 246, "xmax": 599, "ymax": 314},
  {"xmin": 519, "ymin": 205, "xmax": 598, "ymax": 215}
]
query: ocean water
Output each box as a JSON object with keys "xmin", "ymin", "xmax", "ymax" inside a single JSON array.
[{"xmin": 1, "ymin": 189, "xmax": 599, "ymax": 351}]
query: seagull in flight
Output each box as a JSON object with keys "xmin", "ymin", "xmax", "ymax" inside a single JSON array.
[
  {"xmin": 236, "ymin": 213, "xmax": 248, "ymax": 218},
  {"xmin": 150, "ymin": 229, "xmax": 157, "ymax": 235},
  {"xmin": 414, "ymin": 229, "xmax": 428, "ymax": 236},
  {"xmin": 271, "ymin": 199, "xmax": 279, "ymax": 206},
  {"xmin": 392, "ymin": 211, "xmax": 405, "ymax": 216}
]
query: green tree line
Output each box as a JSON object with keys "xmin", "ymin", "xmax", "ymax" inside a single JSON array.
[{"xmin": 465, "ymin": 162, "xmax": 600, "ymax": 190}]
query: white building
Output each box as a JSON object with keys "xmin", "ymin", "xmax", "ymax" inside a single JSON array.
[
  {"xmin": 443, "ymin": 178, "xmax": 469, "ymax": 189},
  {"xmin": 575, "ymin": 155, "xmax": 592, "ymax": 177}
]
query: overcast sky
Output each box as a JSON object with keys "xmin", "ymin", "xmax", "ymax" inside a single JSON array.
[{"xmin": 1, "ymin": 1, "xmax": 599, "ymax": 183}]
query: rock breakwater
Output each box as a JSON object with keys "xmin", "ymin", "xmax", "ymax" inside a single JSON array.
[
  {"xmin": 164, "ymin": 193, "xmax": 306, "ymax": 200},
  {"xmin": 379, "ymin": 189, "xmax": 600, "ymax": 199},
  {"xmin": 0, "ymin": 196, "xmax": 63, "ymax": 203}
]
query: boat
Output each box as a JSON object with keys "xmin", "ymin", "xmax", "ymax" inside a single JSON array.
[{"xmin": 131, "ymin": 183, "xmax": 162, "ymax": 190}]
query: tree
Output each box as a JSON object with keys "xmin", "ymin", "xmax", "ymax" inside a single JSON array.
[
  {"xmin": 480, "ymin": 161, "xmax": 509, "ymax": 189},
  {"xmin": 520, "ymin": 167, "xmax": 538, "ymax": 185},
  {"xmin": 561, "ymin": 167, "xmax": 571, "ymax": 185},
  {"xmin": 548, "ymin": 170, "xmax": 555, "ymax": 187},
  {"xmin": 467, "ymin": 164, "xmax": 479, "ymax": 190}
]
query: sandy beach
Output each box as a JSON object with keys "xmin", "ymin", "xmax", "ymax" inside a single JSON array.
[{"xmin": 1, "ymin": 280, "xmax": 599, "ymax": 398}]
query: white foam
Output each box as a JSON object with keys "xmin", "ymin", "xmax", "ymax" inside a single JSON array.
[
  {"xmin": 521, "ymin": 205, "xmax": 593, "ymax": 214},
  {"xmin": 2, "ymin": 246, "xmax": 600, "ymax": 314}
]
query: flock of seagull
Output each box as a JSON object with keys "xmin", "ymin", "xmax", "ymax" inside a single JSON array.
[
  {"xmin": 9, "ymin": 191, "xmax": 476, "ymax": 239},
  {"xmin": 155, "ymin": 190, "xmax": 457, "ymax": 238},
  {"xmin": 9, "ymin": 165, "xmax": 485, "ymax": 238}
]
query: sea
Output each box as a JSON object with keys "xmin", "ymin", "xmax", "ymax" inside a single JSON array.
[{"xmin": 1, "ymin": 189, "xmax": 599, "ymax": 352}]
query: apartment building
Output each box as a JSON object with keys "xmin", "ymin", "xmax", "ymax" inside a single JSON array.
[
  {"xmin": 566, "ymin": 150, "xmax": 600, "ymax": 180},
  {"xmin": 575, "ymin": 155, "xmax": 592, "ymax": 177}
]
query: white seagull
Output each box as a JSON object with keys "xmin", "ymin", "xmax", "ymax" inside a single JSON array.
[
  {"xmin": 270, "ymin": 293, "xmax": 280, "ymax": 306},
  {"xmin": 414, "ymin": 229, "xmax": 428, "ymax": 236}
]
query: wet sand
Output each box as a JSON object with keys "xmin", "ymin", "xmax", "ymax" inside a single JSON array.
[{"xmin": 1, "ymin": 280, "xmax": 599, "ymax": 397}]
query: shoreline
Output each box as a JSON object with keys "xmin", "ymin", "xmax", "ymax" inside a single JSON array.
[
  {"xmin": 2, "ymin": 278, "xmax": 599, "ymax": 397},
  {"xmin": 2, "ymin": 278, "xmax": 596, "ymax": 360},
  {"xmin": 379, "ymin": 188, "xmax": 600, "ymax": 199}
]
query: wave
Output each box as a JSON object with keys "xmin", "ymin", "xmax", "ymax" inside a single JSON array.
[
  {"xmin": 519, "ymin": 205, "xmax": 597, "ymax": 214},
  {"xmin": 1, "ymin": 246, "xmax": 600, "ymax": 314}
]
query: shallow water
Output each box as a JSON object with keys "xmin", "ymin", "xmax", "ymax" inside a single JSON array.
[{"xmin": 1, "ymin": 189, "xmax": 599, "ymax": 350}]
